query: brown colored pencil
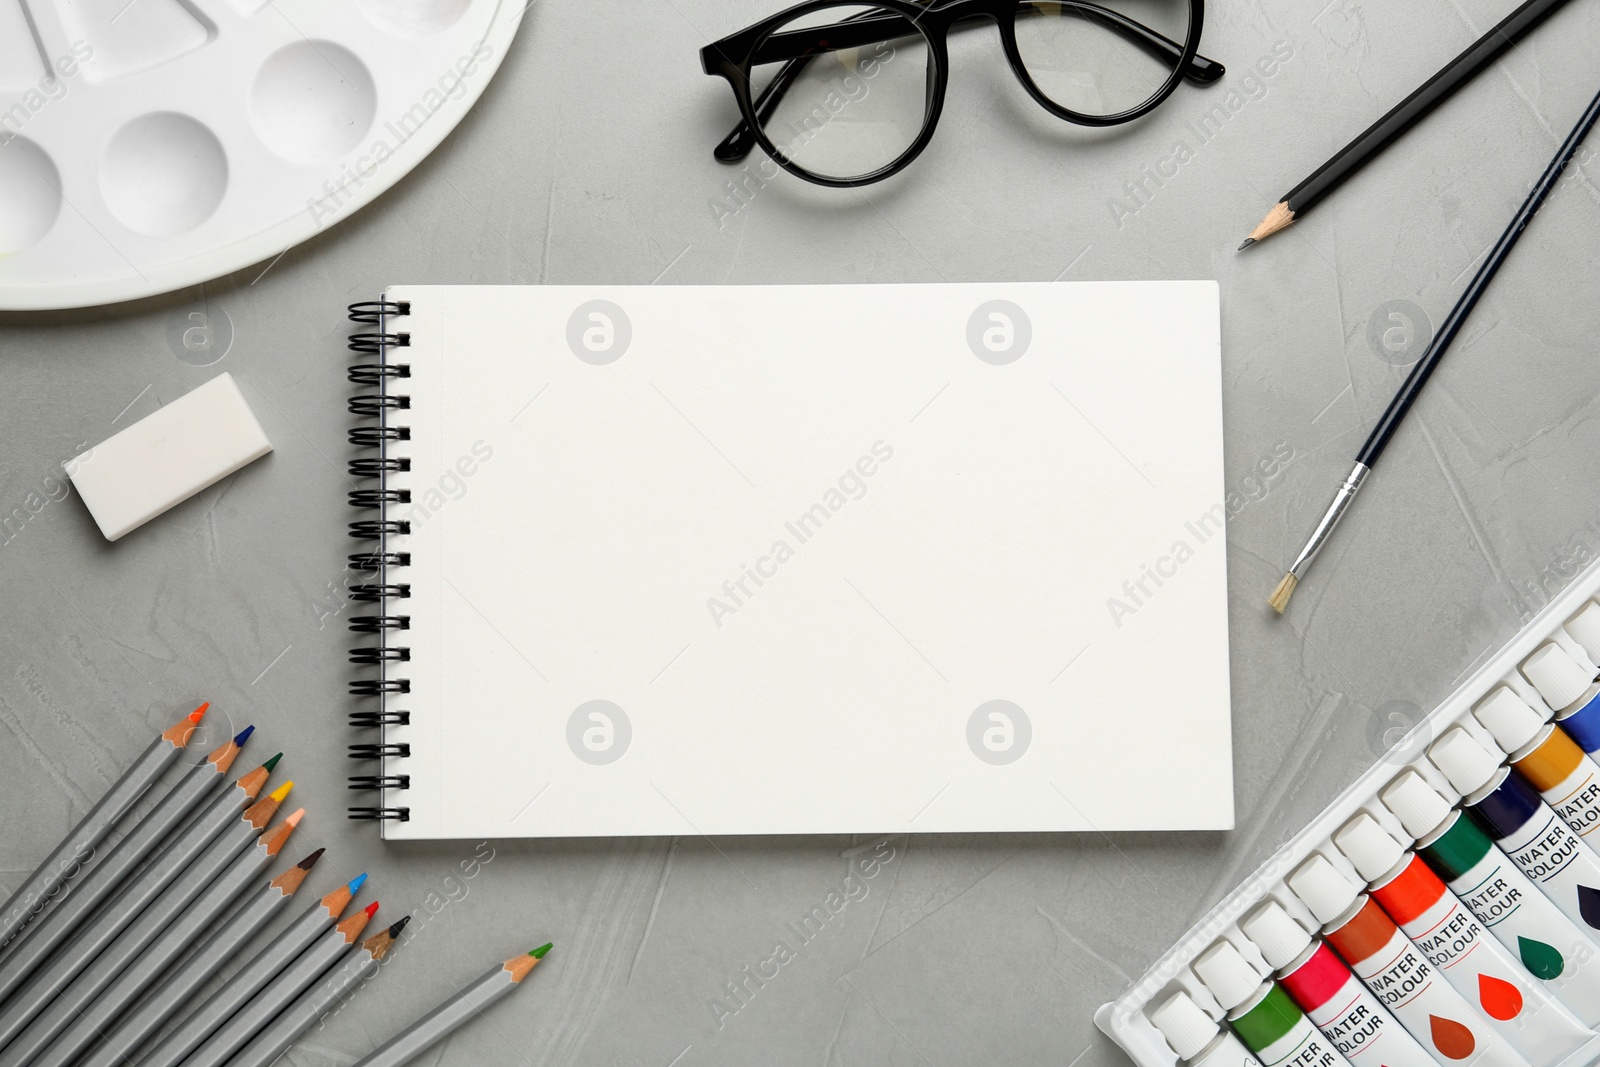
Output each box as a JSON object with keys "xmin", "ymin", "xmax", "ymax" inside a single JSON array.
[{"xmin": 72, "ymin": 851, "xmax": 328, "ymax": 1067}]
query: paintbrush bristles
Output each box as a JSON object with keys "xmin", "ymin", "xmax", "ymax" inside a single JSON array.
[
  {"xmin": 1242, "ymin": 201, "xmax": 1296, "ymax": 248},
  {"xmin": 1268, "ymin": 573, "xmax": 1299, "ymax": 615}
]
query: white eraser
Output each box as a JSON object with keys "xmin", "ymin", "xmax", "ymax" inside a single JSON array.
[{"xmin": 65, "ymin": 373, "xmax": 273, "ymax": 541}]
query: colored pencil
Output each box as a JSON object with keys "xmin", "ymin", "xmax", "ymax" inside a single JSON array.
[
  {"xmin": 1269, "ymin": 77, "xmax": 1600, "ymax": 614},
  {"xmin": 74, "ymin": 861, "xmax": 352, "ymax": 1067},
  {"xmin": 15, "ymin": 829, "xmax": 312, "ymax": 1067},
  {"xmin": 124, "ymin": 870, "xmax": 368, "ymax": 1067},
  {"xmin": 225, "ymin": 918, "xmax": 410, "ymax": 1067},
  {"xmin": 175, "ymin": 903, "xmax": 378, "ymax": 1067},
  {"xmin": 350, "ymin": 944, "xmax": 551, "ymax": 1067},
  {"xmin": 2, "ymin": 811, "xmax": 303, "ymax": 1067},
  {"xmin": 0, "ymin": 752, "xmax": 274, "ymax": 1010},
  {"xmin": 0, "ymin": 704, "xmax": 207, "ymax": 950},
  {"xmin": 1239, "ymin": 0, "xmax": 1574, "ymax": 248},
  {"xmin": 0, "ymin": 726, "xmax": 250, "ymax": 1007},
  {"xmin": 0, "ymin": 779, "xmax": 288, "ymax": 1055}
]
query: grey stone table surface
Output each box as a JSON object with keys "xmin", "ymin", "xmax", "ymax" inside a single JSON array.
[{"xmin": 5, "ymin": 0, "xmax": 1600, "ymax": 1064}]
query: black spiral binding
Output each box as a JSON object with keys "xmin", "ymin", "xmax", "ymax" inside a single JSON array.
[{"xmin": 346, "ymin": 299, "xmax": 413, "ymax": 823}]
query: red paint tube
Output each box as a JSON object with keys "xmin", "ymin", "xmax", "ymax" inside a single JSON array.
[{"xmin": 1288, "ymin": 854, "xmax": 1530, "ymax": 1067}]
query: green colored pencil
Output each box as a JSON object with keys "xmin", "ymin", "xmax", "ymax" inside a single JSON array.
[{"xmin": 351, "ymin": 945, "xmax": 552, "ymax": 1067}]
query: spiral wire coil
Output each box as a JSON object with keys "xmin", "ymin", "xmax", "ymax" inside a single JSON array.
[{"xmin": 346, "ymin": 300, "xmax": 412, "ymax": 822}]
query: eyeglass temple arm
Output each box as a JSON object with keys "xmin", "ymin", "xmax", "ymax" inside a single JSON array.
[
  {"xmin": 714, "ymin": 7, "xmax": 883, "ymax": 163},
  {"xmin": 713, "ymin": 3, "xmax": 1224, "ymax": 164}
]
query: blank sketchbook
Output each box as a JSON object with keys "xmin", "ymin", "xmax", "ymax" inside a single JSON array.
[{"xmin": 353, "ymin": 283, "xmax": 1232, "ymax": 839}]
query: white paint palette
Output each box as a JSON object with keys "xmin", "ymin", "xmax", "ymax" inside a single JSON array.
[{"xmin": 0, "ymin": 0, "xmax": 523, "ymax": 309}]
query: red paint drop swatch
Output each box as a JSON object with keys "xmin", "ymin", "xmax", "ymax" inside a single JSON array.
[
  {"xmin": 1430, "ymin": 1015, "xmax": 1476, "ymax": 1060},
  {"xmin": 1479, "ymin": 973, "xmax": 1524, "ymax": 1021}
]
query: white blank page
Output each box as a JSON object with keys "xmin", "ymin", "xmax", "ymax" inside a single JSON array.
[{"xmin": 381, "ymin": 282, "xmax": 1231, "ymax": 839}]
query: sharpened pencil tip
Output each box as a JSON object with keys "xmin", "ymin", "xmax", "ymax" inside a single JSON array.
[
  {"xmin": 298, "ymin": 848, "xmax": 325, "ymax": 869},
  {"xmin": 234, "ymin": 724, "xmax": 255, "ymax": 746},
  {"xmin": 270, "ymin": 780, "xmax": 294, "ymax": 803},
  {"xmin": 285, "ymin": 807, "xmax": 305, "ymax": 827},
  {"xmin": 388, "ymin": 916, "xmax": 411, "ymax": 937},
  {"xmin": 364, "ymin": 901, "xmax": 380, "ymax": 917},
  {"xmin": 530, "ymin": 943, "xmax": 552, "ymax": 959},
  {"xmin": 1268, "ymin": 572, "xmax": 1298, "ymax": 615},
  {"xmin": 1237, "ymin": 237, "xmax": 1255, "ymax": 251},
  {"xmin": 189, "ymin": 702, "xmax": 210, "ymax": 723},
  {"xmin": 263, "ymin": 752, "xmax": 283, "ymax": 772},
  {"xmin": 349, "ymin": 872, "xmax": 369, "ymax": 894}
]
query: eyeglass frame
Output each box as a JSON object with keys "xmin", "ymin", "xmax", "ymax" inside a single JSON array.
[{"xmin": 699, "ymin": 0, "xmax": 1220, "ymax": 188}]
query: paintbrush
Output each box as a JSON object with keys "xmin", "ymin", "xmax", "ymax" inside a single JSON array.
[{"xmin": 1270, "ymin": 76, "xmax": 1600, "ymax": 614}]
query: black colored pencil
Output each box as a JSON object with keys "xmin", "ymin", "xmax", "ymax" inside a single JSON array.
[
  {"xmin": 1240, "ymin": 0, "xmax": 1574, "ymax": 249},
  {"xmin": 1270, "ymin": 75, "xmax": 1600, "ymax": 613}
]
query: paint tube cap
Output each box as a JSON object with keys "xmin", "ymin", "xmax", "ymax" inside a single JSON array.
[
  {"xmin": 1567, "ymin": 603, "xmax": 1600, "ymax": 664},
  {"xmin": 1430, "ymin": 727, "xmax": 1501, "ymax": 795},
  {"xmin": 1380, "ymin": 771, "xmax": 1453, "ymax": 840},
  {"xmin": 1192, "ymin": 941, "xmax": 1262, "ymax": 1012},
  {"xmin": 1334, "ymin": 814, "xmax": 1406, "ymax": 882},
  {"xmin": 1239, "ymin": 902, "xmax": 1311, "ymax": 971},
  {"xmin": 1523, "ymin": 643, "xmax": 1593, "ymax": 712},
  {"xmin": 1150, "ymin": 991, "xmax": 1219, "ymax": 1060},
  {"xmin": 1474, "ymin": 687, "xmax": 1546, "ymax": 753},
  {"xmin": 1287, "ymin": 854, "xmax": 1359, "ymax": 924}
]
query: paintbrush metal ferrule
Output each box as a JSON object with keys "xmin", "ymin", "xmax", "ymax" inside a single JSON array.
[{"xmin": 1286, "ymin": 461, "xmax": 1370, "ymax": 580}]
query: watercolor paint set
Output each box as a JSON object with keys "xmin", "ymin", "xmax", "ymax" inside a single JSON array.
[{"xmin": 1099, "ymin": 558, "xmax": 1600, "ymax": 1067}]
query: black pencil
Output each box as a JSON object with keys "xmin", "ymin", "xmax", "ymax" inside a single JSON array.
[
  {"xmin": 1239, "ymin": 0, "xmax": 1574, "ymax": 249},
  {"xmin": 1269, "ymin": 75, "xmax": 1600, "ymax": 613}
]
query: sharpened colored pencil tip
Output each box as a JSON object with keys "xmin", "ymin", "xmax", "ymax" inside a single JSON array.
[
  {"xmin": 388, "ymin": 916, "xmax": 411, "ymax": 936},
  {"xmin": 298, "ymin": 848, "xmax": 325, "ymax": 870},
  {"xmin": 263, "ymin": 753, "xmax": 283, "ymax": 772},
  {"xmin": 530, "ymin": 943, "xmax": 552, "ymax": 959},
  {"xmin": 1237, "ymin": 237, "xmax": 1255, "ymax": 251},
  {"xmin": 189, "ymin": 701, "xmax": 210, "ymax": 723},
  {"xmin": 364, "ymin": 901, "xmax": 380, "ymax": 917},
  {"xmin": 269, "ymin": 780, "xmax": 294, "ymax": 803},
  {"xmin": 234, "ymin": 724, "xmax": 255, "ymax": 746},
  {"xmin": 285, "ymin": 807, "xmax": 305, "ymax": 827},
  {"xmin": 348, "ymin": 872, "xmax": 368, "ymax": 894}
]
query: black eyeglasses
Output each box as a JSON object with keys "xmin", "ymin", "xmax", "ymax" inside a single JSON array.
[{"xmin": 700, "ymin": 0, "xmax": 1222, "ymax": 187}]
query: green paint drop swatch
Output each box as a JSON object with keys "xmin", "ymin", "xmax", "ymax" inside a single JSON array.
[{"xmin": 1518, "ymin": 936, "xmax": 1565, "ymax": 980}]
